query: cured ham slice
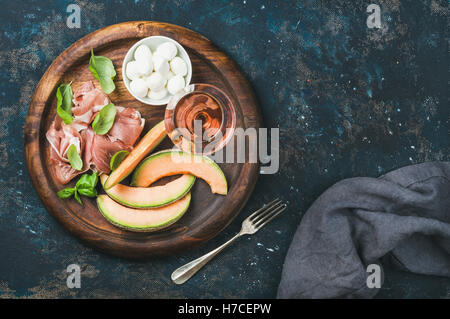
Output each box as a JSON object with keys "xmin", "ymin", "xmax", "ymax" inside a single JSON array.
[
  {"xmin": 70, "ymin": 119, "xmax": 89, "ymax": 132},
  {"xmin": 92, "ymin": 135, "xmax": 132, "ymax": 173},
  {"xmin": 49, "ymin": 156, "xmax": 83, "ymax": 185},
  {"xmin": 107, "ymin": 107, "xmax": 145, "ymax": 146},
  {"xmin": 80, "ymin": 128, "xmax": 94, "ymax": 169},
  {"xmin": 72, "ymin": 81, "xmax": 110, "ymax": 124},
  {"xmin": 46, "ymin": 117, "xmax": 82, "ymax": 161},
  {"xmin": 47, "ymin": 82, "xmax": 146, "ymax": 183},
  {"xmin": 82, "ymin": 127, "xmax": 132, "ymax": 174},
  {"xmin": 82, "ymin": 106, "xmax": 144, "ymax": 173},
  {"xmin": 46, "ymin": 117, "xmax": 88, "ymax": 184}
]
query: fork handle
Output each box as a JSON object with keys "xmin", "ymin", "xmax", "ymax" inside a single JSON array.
[{"xmin": 171, "ymin": 232, "xmax": 242, "ymax": 284}]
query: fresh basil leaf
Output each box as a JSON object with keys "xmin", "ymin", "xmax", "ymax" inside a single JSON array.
[
  {"xmin": 75, "ymin": 173, "xmax": 90, "ymax": 189},
  {"xmin": 77, "ymin": 188, "xmax": 98, "ymax": 198},
  {"xmin": 67, "ymin": 144, "xmax": 83, "ymax": 171},
  {"xmin": 92, "ymin": 103, "xmax": 116, "ymax": 135},
  {"xmin": 89, "ymin": 50, "xmax": 116, "ymax": 94},
  {"xmin": 89, "ymin": 171, "xmax": 99, "ymax": 188},
  {"xmin": 56, "ymin": 171, "xmax": 99, "ymax": 205},
  {"xmin": 74, "ymin": 190, "xmax": 82, "ymax": 205},
  {"xmin": 76, "ymin": 171, "xmax": 98, "ymax": 190},
  {"xmin": 57, "ymin": 187, "xmax": 76, "ymax": 199},
  {"xmin": 56, "ymin": 82, "xmax": 73, "ymax": 124},
  {"xmin": 110, "ymin": 150, "xmax": 130, "ymax": 171}
]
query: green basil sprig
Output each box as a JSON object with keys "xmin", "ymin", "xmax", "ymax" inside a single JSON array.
[
  {"xmin": 67, "ymin": 144, "xmax": 83, "ymax": 171},
  {"xmin": 92, "ymin": 103, "xmax": 116, "ymax": 135},
  {"xmin": 57, "ymin": 172, "xmax": 98, "ymax": 205},
  {"xmin": 73, "ymin": 190, "xmax": 82, "ymax": 205},
  {"xmin": 89, "ymin": 50, "xmax": 116, "ymax": 94},
  {"xmin": 56, "ymin": 82, "xmax": 73, "ymax": 124},
  {"xmin": 75, "ymin": 172, "xmax": 99, "ymax": 198},
  {"xmin": 56, "ymin": 187, "xmax": 76, "ymax": 199}
]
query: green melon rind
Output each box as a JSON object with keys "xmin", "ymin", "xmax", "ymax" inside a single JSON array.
[
  {"xmin": 101, "ymin": 174, "xmax": 196, "ymax": 208},
  {"xmin": 130, "ymin": 150, "xmax": 227, "ymax": 193},
  {"xmin": 104, "ymin": 121, "xmax": 167, "ymax": 190},
  {"xmin": 97, "ymin": 193, "xmax": 191, "ymax": 232}
]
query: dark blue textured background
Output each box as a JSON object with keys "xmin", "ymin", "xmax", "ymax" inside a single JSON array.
[{"xmin": 0, "ymin": 0, "xmax": 449, "ymax": 298}]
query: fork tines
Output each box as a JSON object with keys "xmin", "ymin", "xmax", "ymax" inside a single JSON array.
[{"xmin": 249, "ymin": 199, "xmax": 287, "ymax": 229}]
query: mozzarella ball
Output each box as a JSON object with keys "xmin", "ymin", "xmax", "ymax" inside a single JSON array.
[
  {"xmin": 125, "ymin": 60, "xmax": 141, "ymax": 80},
  {"xmin": 145, "ymin": 72, "xmax": 166, "ymax": 91},
  {"xmin": 148, "ymin": 87, "xmax": 168, "ymax": 100},
  {"xmin": 167, "ymin": 75, "xmax": 185, "ymax": 95},
  {"xmin": 135, "ymin": 59, "xmax": 153, "ymax": 76},
  {"xmin": 166, "ymin": 71, "xmax": 176, "ymax": 81},
  {"xmin": 134, "ymin": 44, "xmax": 152, "ymax": 61},
  {"xmin": 170, "ymin": 57, "xmax": 187, "ymax": 76},
  {"xmin": 152, "ymin": 54, "xmax": 170, "ymax": 75},
  {"xmin": 130, "ymin": 78, "xmax": 148, "ymax": 98},
  {"xmin": 156, "ymin": 42, "xmax": 177, "ymax": 60}
]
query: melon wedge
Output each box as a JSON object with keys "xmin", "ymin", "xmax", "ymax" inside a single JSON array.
[
  {"xmin": 104, "ymin": 120, "xmax": 167, "ymax": 190},
  {"xmin": 131, "ymin": 150, "xmax": 227, "ymax": 195},
  {"xmin": 97, "ymin": 193, "xmax": 191, "ymax": 232},
  {"xmin": 100, "ymin": 174, "xmax": 195, "ymax": 208}
]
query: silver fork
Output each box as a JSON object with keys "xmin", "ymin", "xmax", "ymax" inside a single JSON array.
[{"xmin": 171, "ymin": 199, "xmax": 287, "ymax": 284}]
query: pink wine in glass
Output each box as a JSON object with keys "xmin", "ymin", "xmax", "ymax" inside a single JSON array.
[{"xmin": 165, "ymin": 83, "xmax": 236, "ymax": 155}]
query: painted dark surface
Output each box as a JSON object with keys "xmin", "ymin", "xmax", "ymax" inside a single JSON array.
[{"xmin": 0, "ymin": 0, "xmax": 449, "ymax": 298}]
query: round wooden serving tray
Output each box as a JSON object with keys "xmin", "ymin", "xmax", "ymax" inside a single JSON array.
[{"xmin": 24, "ymin": 21, "xmax": 262, "ymax": 258}]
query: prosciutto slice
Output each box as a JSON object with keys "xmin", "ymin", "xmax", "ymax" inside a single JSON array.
[
  {"xmin": 46, "ymin": 117, "xmax": 88, "ymax": 184},
  {"xmin": 83, "ymin": 127, "xmax": 133, "ymax": 173},
  {"xmin": 83, "ymin": 106, "xmax": 144, "ymax": 173},
  {"xmin": 108, "ymin": 107, "xmax": 145, "ymax": 146},
  {"xmin": 72, "ymin": 81, "xmax": 110, "ymax": 124},
  {"xmin": 47, "ymin": 82, "xmax": 145, "ymax": 184}
]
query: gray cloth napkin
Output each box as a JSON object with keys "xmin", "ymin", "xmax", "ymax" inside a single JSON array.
[{"xmin": 277, "ymin": 161, "xmax": 450, "ymax": 299}]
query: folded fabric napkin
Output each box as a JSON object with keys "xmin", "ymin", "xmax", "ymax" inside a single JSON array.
[{"xmin": 277, "ymin": 161, "xmax": 450, "ymax": 298}]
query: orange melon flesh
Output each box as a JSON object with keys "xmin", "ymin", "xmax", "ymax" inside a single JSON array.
[
  {"xmin": 97, "ymin": 193, "xmax": 191, "ymax": 232},
  {"xmin": 100, "ymin": 174, "xmax": 195, "ymax": 208},
  {"xmin": 131, "ymin": 150, "xmax": 227, "ymax": 195},
  {"xmin": 104, "ymin": 120, "xmax": 167, "ymax": 190}
]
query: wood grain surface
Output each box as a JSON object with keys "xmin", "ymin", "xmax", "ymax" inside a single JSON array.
[{"xmin": 24, "ymin": 21, "xmax": 262, "ymax": 258}]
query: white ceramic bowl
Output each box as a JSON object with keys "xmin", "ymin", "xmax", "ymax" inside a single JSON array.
[{"xmin": 122, "ymin": 36, "xmax": 192, "ymax": 106}]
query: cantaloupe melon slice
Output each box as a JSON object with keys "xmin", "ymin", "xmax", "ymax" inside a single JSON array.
[
  {"xmin": 100, "ymin": 174, "xmax": 195, "ymax": 208},
  {"xmin": 131, "ymin": 150, "xmax": 227, "ymax": 195},
  {"xmin": 97, "ymin": 193, "xmax": 191, "ymax": 232},
  {"xmin": 104, "ymin": 120, "xmax": 167, "ymax": 190}
]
